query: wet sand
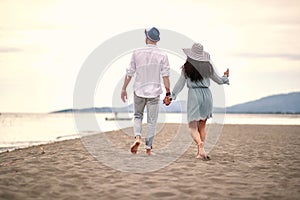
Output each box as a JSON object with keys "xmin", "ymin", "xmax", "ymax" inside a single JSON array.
[{"xmin": 0, "ymin": 124, "xmax": 299, "ymax": 200}]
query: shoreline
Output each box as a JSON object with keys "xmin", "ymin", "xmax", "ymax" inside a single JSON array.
[
  {"xmin": 1, "ymin": 124, "xmax": 300, "ymax": 199},
  {"xmin": 1, "ymin": 123, "xmax": 299, "ymax": 154}
]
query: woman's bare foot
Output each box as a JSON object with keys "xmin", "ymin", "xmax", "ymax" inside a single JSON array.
[
  {"xmin": 196, "ymin": 154, "xmax": 210, "ymax": 160},
  {"xmin": 195, "ymin": 142, "xmax": 210, "ymax": 160},
  {"xmin": 196, "ymin": 154, "xmax": 204, "ymax": 159},
  {"xmin": 196, "ymin": 141, "xmax": 204, "ymax": 156},
  {"xmin": 196, "ymin": 149, "xmax": 211, "ymax": 160}
]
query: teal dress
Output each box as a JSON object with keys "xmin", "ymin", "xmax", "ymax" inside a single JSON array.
[{"xmin": 171, "ymin": 62, "xmax": 229, "ymax": 122}]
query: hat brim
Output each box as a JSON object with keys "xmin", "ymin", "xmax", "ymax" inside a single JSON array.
[{"xmin": 182, "ymin": 48, "xmax": 210, "ymax": 61}]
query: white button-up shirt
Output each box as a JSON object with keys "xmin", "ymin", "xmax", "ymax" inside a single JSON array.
[{"xmin": 126, "ymin": 44, "xmax": 170, "ymax": 98}]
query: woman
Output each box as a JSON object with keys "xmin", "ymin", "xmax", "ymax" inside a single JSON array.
[{"xmin": 165, "ymin": 43, "xmax": 229, "ymax": 160}]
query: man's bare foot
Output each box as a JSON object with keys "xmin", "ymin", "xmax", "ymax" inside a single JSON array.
[
  {"xmin": 130, "ymin": 138, "xmax": 140, "ymax": 154},
  {"xmin": 146, "ymin": 149, "xmax": 155, "ymax": 156}
]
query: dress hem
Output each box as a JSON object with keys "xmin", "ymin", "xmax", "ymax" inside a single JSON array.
[{"xmin": 187, "ymin": 114, "xmax": 212, "ymax": 123}]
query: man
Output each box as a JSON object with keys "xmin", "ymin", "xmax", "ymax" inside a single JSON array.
[{"xmin": 121, "ymin": 27, "xmax": 171, "ymax": 155}]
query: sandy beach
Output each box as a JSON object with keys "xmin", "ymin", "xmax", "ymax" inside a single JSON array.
[{"xmin": 0, "ymin": 124, "xmax": 299, "ymax": 200}]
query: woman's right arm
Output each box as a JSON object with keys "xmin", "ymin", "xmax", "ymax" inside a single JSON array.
[{"xmin": 171, "ymin": 70, "xmax": 186, "ymax": 100}]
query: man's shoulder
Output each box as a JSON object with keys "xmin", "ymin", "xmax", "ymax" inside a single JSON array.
[{"xmin": 155, "ymin": 47, "xmax": 168, "ymax": 55}]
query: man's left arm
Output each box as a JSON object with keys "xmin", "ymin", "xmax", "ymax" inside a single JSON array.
[
  {"xmin": 162, "ymin": 76, "xmax": 171, "ymax": 105},
  {"xmin": 161, "ymin": 55, "xmax": 171, "ymax": 105},
  {"xmin": 163, "ymin": 76, "xmax": 170, "ymax": 93}
]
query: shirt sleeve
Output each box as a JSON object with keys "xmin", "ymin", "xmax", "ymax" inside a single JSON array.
[
  {"xmin": 171, "ymin": 69, "xmax": 186, "ymax": 100},
  {"xmin": 209, "ymin": 60, "xmax": 229, "ymax": 85},
  {"xmin": 126, "ymin": 52, "xmax": 136, "ymax": 77},
  {"xmin": 161, "ymin": 54, "xmax": 170, "ymax": 77}
]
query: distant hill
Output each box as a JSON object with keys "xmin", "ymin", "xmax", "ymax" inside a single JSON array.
[
  {"xmin": 51, "ymin": 101, "xmax": 187, "ymax": 114},
  {"xmin": 226, "ymin": 92, "xmax": 300, "ymax": 114},
  {"xmin": 51, "ymin": 92, "xmax": 300, "ymax": 114}
]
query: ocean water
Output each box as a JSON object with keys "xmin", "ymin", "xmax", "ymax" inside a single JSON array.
[{"xmin": 0, "ymin": 113, "xmax": 299, "ymax": 153}]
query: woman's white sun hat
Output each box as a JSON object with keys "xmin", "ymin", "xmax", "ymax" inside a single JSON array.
[{"xmin": 183, "ymin": 43, "xmax": 210, "ymax": 61}]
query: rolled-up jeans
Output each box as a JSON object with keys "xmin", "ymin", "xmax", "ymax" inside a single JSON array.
[{"xmin": 133, "ymin": 92, "xmax": 159, "ymax": 150}]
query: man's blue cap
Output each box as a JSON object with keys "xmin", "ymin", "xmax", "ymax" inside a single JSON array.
[{"xmin": 145, "ymin": 27, "xmax": 160, "ymax": 42}]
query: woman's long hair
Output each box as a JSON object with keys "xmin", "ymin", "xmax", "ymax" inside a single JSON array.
[{"xmin": 182, "ymin": 58, "xmax": 214, "ymax": 82}]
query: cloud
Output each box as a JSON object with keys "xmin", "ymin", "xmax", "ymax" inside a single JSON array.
[
  {"xmin": 0, "ymin": 47, "xmax": 22, "ymax": 53},
  {"xmin": 236, "ymin": 53, "xmax": 300, "ymax": 61}
]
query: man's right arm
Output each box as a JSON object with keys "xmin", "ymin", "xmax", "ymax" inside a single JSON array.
[
  {"xmin": 121, "ymin": 75, "xmax": 132, "ymax": 102},
  {"xmin": 121, "ymin": 53, "xmax": 136, "ymax": 102}
]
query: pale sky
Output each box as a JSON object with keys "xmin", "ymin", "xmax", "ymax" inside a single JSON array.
[{"xmin": 0, "ymin": 0, "xmax": 299, "ymax": 113}]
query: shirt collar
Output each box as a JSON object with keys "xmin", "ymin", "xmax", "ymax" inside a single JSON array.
[{"xmin": 146, "ymin": 44, "xmax": 157, "ymax": 48}]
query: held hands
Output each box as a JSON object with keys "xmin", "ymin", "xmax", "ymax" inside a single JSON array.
[
  {"xmin": 163, "ymin": 96, "xmax": 172, "ymax": 106},
  {"xmin": 163, "ymin": 92, "xmax": 172, "ymax": 106}
]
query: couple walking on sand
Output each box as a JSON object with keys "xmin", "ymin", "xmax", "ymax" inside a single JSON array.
[{"xmin": 121, "ymin": 27, "xmax": 229, "ymax": 159}]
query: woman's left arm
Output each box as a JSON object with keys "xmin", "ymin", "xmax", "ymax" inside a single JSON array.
[
  {"xmin": 209, "ymin": 60, "xmax": 230, "ymax": 85},
  {"xmin": 171, "ymin": 70, "xmax": 187, "ymax": 100}
]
